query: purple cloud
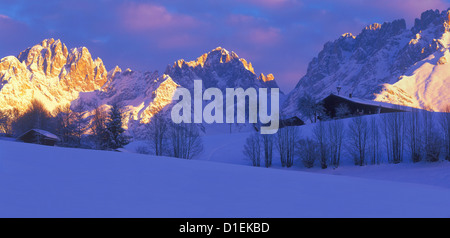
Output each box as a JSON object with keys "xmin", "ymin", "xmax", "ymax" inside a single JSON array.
[
  {"xmin": 119, "ymin": 3, "xmax": 199, "ymax": 31},
  {"xmin": 238, "ymin": 0, "xmax": 301, "ymax": 8}
]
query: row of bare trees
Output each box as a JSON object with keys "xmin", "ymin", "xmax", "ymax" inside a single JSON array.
[
  {"xmin": 244, "ymin": 126, "xmax": 297, "ymax": 168},
  {"xmin": 244, "ymin": 108, "xmax": 450, "ymax": 169},
  {"xmin": 141, "ymin": 113, "xmax": 203, "ymax": 159},
  {"xmin": 311, "ymin": 109, "xmax": 450, "ymax": 168}
]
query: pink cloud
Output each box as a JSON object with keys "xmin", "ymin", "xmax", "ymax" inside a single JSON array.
[
  {"xmin": 246, "ymin": 27, "xmax": 282, "ymax": 45},
  {"xmin": 238, "ymin": 0, "xmax": 301, "ymax": 8},
  {"xmin": 0, "ymin": 14, "xmax": 10, "ymax": 20},
  {"xmin": 227, "ymin": 14, "xmax": 260, "ymax": 25},
  {"xmin": 0, "ymin": 14, "xmax": 27, "ymax": 34},
  {"xmin": 226, "ymin": 14, "xmax": 271, "ymax": 27},
  {"xmin": 376, "ymin": 0, "xmax": 447, "ymax": 19},
  {"xmin": 156, "ymin": 33, "xmax": 204, "ymax": 49},
  {"xmin": 226, "ymin": 14, "xmax": 281, "ymax": 45},
  {"xmin": 119, "ymin": 3, "xmax": 198, "ymax": 31},
  {"xmin": 332, "ymin": 0, "xmax": 448, "ymax": 21}
]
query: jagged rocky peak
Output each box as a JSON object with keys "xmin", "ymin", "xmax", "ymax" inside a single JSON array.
[
  {"xmin": 13, "ymin": 38, "xmax": 108, "ymax": 91},
  {"xmin": 169, "ymin": 47, "xmax": 255, "ymax": 74},
  {"xmin": 108, "ymin": 65, "xmax": 122, "ymax": 78},
  {"xmin": 0, "ymin": 38, "xmax": 110, "ymax": 115},
  {"xmin": 413, "ymin": 8, "xmax": 450, "ymax": 33},
  {"xmin": 341, "ymin": 33, "xmax": 355, "ymax": 39},
  {"xmin": 325, "ymin": 19, "xmax": 407, "ymax": 52},
  {"xmin": 258, "ymin": 73, "xmax": 275, "ymax": 82},
  {"xmin": 165, "ymin": 47, "xmax": 280, "ymax": 90},
  {"xmin": 17, "ymin": 38, "xmax": 69, "ymax": 77}
]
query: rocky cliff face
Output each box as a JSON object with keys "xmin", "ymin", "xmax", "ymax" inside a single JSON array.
[
  {"xmin": 165, "ymin": 47, "xmax": 279, "ymax": 90},
  {"xmin": 284, "ymin": 9, "xmax": 450, "ymax": 114},
  {"xmin": 84, "ymin": 47, "xmax": 281, "ymax": 136},
  {"xmin": 0, "ymin": 38, "xmax": 108, "ymax": 114},
  {"xmin": 0, "ymin": 40, "xmax": 281, "ymax": 136}
]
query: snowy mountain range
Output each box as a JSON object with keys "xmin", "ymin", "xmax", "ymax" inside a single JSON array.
[
  {"xmin": 0, "ymin": 39, "xmax": 278, "ymax": 136},
  {"xmin": 1, "ymin": 9, "xmax": 449, "ymax": 135},
  {"xmin": 283, "ymin": 9, "xmax": 450, "ymax": 115}
]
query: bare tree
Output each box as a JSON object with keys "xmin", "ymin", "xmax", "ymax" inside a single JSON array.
[
  {"xmin": 296, "ymin": 138, "xmax": 318, "ymax": 168},
  {"xmin": 287, "ymin": 127, "xmax": 298, "ymax": 168},
  {"xmin": 169, "ymin": 123, "xmax": 203, "ymax": 160},
  {"xmin": 146, "ymin": 113, "xmax": 169, "ymax": 156},
  {"xmin": 262, "ymin": 134, "xmax": 274, "ymax": 168},
  {"xmin": 12, "ymin": 99, "xmax": 54, "ymax": 136},
  {"xmin": 423, "ymin": 110, "xmax": 441, "ymax": 162},
  {"xmin": 244, "ymin": 132, "xmax": 261, "ymax": 167},
  {"xmin": 54, "ymin": 104, "xmax": 76, "ymax": 146},
  {"xmin": 348, "ymin": 116, "xmax": 369, "ymax": 166},
  {"xmin": 406, "ymin": 108, "xmax": 422, "ymax": 163},
  {"xmin": 298, "ymin": 93, "xmax": 325, "ymax": 123},
  {"xmin": 314, "ymin": 121, "xmax": 328, "ymax": 169},
  {"xmin": 382, "ymin": 112, "xmax": 405, "ymax": 164},
  {"xmin": 440, "ymin": 106, "xmax": 450, "ymax": 161},
  {"xmin": 276, "ymin": 126, "xmax": 298, "ymax": 168},
  {"xmin": 368, "ymin": 116, "xmax": 380, "ymax": 165},
  {"xmin": 71, "ymin": 100, "xmax": 87, "ymax": 147},
  {"xmin": 276, "ymin": 128, "xmax": 287, "ymax": 167},
  {"xmin": 328, "ymin": 119, "xmax": 344, "ymax": 168},
  {"xmin": 91, "ymin": 106, "xmax": 108, "ymax": 150}
]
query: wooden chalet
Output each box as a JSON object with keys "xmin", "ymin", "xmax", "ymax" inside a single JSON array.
[
  {"xmin": 322, "ymin": 93, "xmax": 411, "ymax": 118},
  {"xmin": 17, "ymin": 129, "xmax": 60, "ymax": 146}
]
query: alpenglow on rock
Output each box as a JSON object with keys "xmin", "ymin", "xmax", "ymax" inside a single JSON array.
[
  {"xmin": 0, "ymin": 41, "xmax": 281, "ymax": 136},
  {"xmin": 165, "ymin": 47, "xmax": 280, "ymax": 90},
  {"xmin": 284, "ymin": 9, "xmax": 450, "ymax": 115},
  {"xmin": 0, "ymin": 38, "xmax": 108, "ymax": 114}
]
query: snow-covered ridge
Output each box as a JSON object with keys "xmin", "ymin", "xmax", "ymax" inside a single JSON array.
[
  {"xmin": 165, "ymin": 46, "xmax": 279, "ymax": 90},
  {"xmin": 172, "ymin": 47, "xmax": 256, "ymax": 74},
  {"xmin": 284, "ymin": 8, "xmax": 450, "ymax": 114},
  {"xmin": 0, "ymin": 39, "xmax": 281, "ymax": 137}
]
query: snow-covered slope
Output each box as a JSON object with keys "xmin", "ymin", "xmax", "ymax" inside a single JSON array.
[
  {"xmin": 1, "ymin": 139, "xmax": 450, "ymax": 218},
  {"xmin": 284, "ymin": 9, "xmax": 450, "ymax": 114}
]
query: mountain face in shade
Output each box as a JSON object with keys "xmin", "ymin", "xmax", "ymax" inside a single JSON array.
[
  {"xmin": 0, "ymin": 41, "xmax": 280, "ymax": 136},
  {"xmin": 283, "ymin": 9, "xmax": 450, "ymax": 115}
]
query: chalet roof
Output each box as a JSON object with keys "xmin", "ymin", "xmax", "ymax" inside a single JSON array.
[
  {"xmin": 323, "ymin": 94, "xmax": 414, "ymax": 112},
  {"xmin": 18, "ymin": 129, "xmax": 60, "ymax": 141}
]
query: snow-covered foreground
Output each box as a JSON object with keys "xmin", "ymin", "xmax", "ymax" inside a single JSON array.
[{"xmin": 1, "ymin": 140, "xmax": 450, "ymax": 218}]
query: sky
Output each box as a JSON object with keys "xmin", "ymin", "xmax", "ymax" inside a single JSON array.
[{"xmin": 0, "ymin": 0, "xmax": 449, "ymax": 93}]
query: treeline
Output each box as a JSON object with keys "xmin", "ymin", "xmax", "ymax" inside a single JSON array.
[
  {"xmin": 136, "ymin": 113, "xmax": 204, "ymax": 160},
  {"xmin": 0, "ymin": 99, "xmax": 204, "ymax": 159},
  {"xmin": 0, "ymin": 99, "xmax": 129, "ymax": 150},
  {"xmin": 244, "ymin": 108, "xmax": 450, "ymax": 169}
]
